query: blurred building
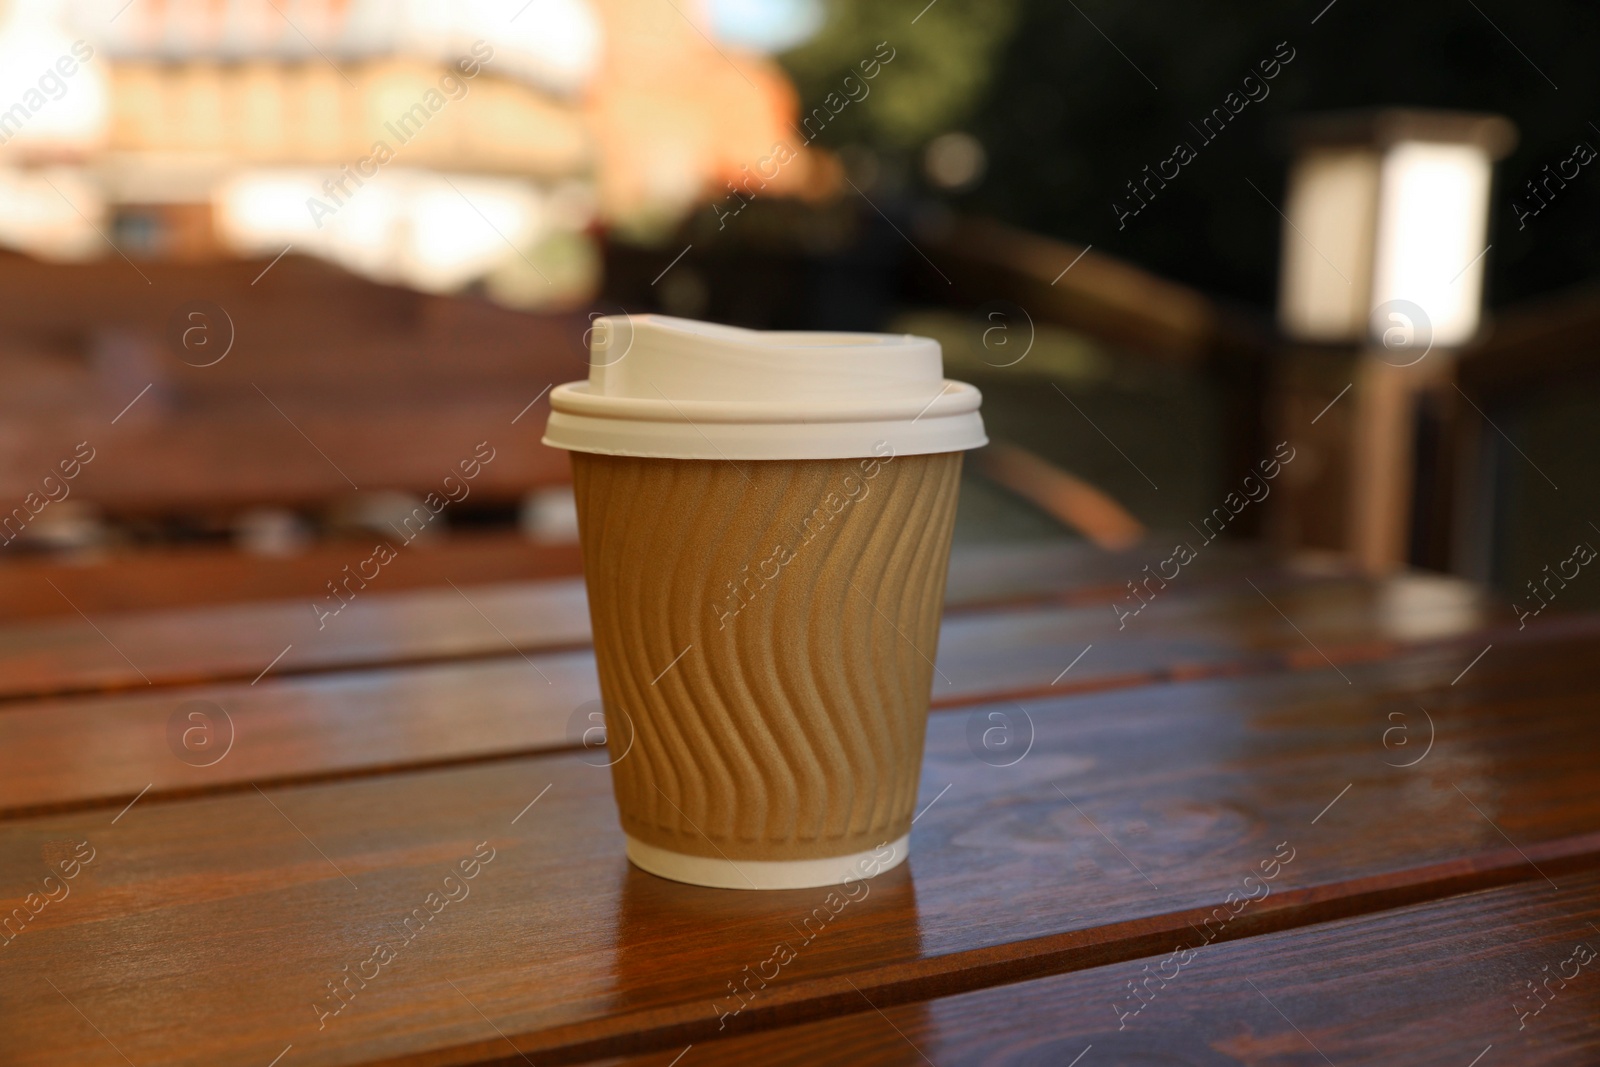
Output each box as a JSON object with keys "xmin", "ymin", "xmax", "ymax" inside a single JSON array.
[{"xmin": 0, "ymin": 0, "xmax": 821, "ymax": 305}]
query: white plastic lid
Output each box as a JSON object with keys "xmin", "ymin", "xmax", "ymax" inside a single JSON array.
[{"xmin": 541, "ymin": 314, "xmax": 986, "ymax": 460}]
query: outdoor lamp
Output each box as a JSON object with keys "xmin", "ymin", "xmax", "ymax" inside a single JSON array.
[
  {"xmin": 1270, "ymin": 109, "xmax": 1516, "ymax": 575},
  {"xmin": 1277, "ymin": 109, "xmax": 1516, "ymax": 352}
]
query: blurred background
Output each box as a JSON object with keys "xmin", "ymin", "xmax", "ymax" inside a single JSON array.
[{"xmin": 1, "ymin": 0, "xmax": 1596, "ymax": 620}]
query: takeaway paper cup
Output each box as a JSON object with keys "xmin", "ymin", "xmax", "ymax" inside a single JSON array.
[{"xmin": 544, "ymin": 315, "xmax": 984, "ymax": 889}]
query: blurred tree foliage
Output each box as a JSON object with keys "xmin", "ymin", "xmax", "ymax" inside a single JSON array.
[
  {"xmin": 782, "ymin": 0, "xmax": 1600, "ymax": 310},
  {"xmin": 780, "ymin": 0, "xmax": 1020, "ymax": 147}
]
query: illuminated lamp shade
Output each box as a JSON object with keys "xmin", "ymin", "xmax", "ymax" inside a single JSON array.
[
  {"xmin": 1370, "ymin": 142, "xmax": 1492, "ymax": 348},
  {"xmin": 1276, "ymin": 109, "xmax": 1515, "ymax": 349}
]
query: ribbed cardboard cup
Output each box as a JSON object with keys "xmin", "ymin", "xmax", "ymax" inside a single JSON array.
[{"xmin": 544, "ymin": 316, "xmax": 985, "ymax": 890}]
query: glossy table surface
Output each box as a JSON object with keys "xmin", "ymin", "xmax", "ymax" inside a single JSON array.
[{"xmin": 3, "ymin": 540, "xmax": 1597, "ymax": 1066}]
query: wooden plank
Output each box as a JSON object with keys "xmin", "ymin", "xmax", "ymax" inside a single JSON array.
[
  {"xmin": 594, "ymin": 867, "xmax": 1600, "ymax": 1065},
  {"xmin": 0, "ymin": 533, "xmax": 583, "ymax": 623},
  {"xmin": 0, "ymin": 252, "xmax": 586, "ymax": 399},
  {"xmin": 3, "ymin": 637, "xmax": 1599, "ymax": 1065},
  {"xmin": 1, "ymin": 399, "xmax": 570, "ymax": 515},
  {"xmin": 931, "ymin": 567, "xmax": 1503, "ymax": 708},
  {"xmin": 0, "ymin": 542, "xmax": 1359, "ymax": 702},
  {"xmin": 0, "ymin": 574, "xmax": 594, "ymax": 702},
  {"xmin": 1462, "ymin": 277, "xmax": 1600, "ymax": 400},
  {"xmin": 0, "ymin": 654, "xmax": 598, "ymax": 819},
  {"xmin": 927, "ymin": 217, "xmax": 1228, "ymax": 366},
  {"xmin": 941, "ymin": 537, "xmax": 1279, "ymax": 609},
  {"xmin": 0, "ymin": 568, "xmax": 1538, "ymax": 817}
]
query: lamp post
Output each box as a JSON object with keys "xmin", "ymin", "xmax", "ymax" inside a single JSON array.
[{"xmin": 1271, "ymin": 109, "xmax": 1516, "ymax": 573}]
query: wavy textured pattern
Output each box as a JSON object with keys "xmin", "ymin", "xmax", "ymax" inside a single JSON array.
[{"xmin": 570, "ymin": 450, "xmax": 963, "ymax": 862}]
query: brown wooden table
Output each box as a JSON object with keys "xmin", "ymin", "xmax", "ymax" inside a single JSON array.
[{"xmin": 3, "ymin": 541, "xmax": 1597, "ymax": 1066}]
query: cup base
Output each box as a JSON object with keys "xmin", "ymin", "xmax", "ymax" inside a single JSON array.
[{"xmin": 624, "ymin": 834, "xmax": 910, "ymax": 890}]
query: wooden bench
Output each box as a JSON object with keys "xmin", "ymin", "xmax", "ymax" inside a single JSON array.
[
  {"xmin": 0, "ymin": 251, "xmax": 594, "ymax": 618},
  {"xmin": 0, "ymin": 252, "xmax": 585, "ymax": 516}
]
